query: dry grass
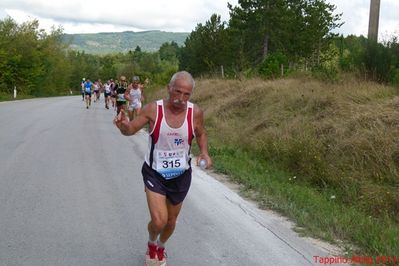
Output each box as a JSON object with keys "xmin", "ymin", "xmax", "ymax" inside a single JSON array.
[{"xmin": 191, "ymin": 77, "xmax": 399, "ymax": 221}]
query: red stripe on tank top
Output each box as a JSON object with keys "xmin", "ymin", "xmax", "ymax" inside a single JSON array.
[
  {"xmin": 152, "ymin": 104, "xmax": 163, "ymax": 144},
  {"xmin": 187, "ymin": 106, "xmax": 193, "ymax": 145}
]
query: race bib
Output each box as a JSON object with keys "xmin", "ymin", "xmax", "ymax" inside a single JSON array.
[{"xmin": 156, "ymin": 149, "xmax": 187, "ymax": 179}]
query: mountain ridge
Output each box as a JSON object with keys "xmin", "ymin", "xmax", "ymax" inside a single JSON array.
[{"xmin": 63, "ymin": 30, "xmax": 189, "ymax": 55}]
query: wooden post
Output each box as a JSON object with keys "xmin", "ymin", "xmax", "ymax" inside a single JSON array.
[
  {"xmin": 368, "ymin": 0, "xmax": 381, "ymax": 42},
  {"xmin": 221, "ymin": 65, "xmax": 225, "ymax": 78}
]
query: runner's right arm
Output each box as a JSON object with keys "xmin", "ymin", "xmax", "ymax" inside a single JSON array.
[{"xmin": 114, "ymin": 101, "xmax": 156, "ymax": 136}]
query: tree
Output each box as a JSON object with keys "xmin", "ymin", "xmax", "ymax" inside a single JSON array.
[
  {"xmin": 159, "ymin": 41, "xmax": 179, "ymax": 62},
  {"xmin": 180, "ymin": 14, "xmax": 228, "ymax": 75},
  {"xmin": 0, "ymin": 18, "xmax": 21, "ymax": 93},
  {"xmin": 0, "ymin": 17, "xmax": 193, "ymax": 97},
  {"xmin": 227, "ymin": 0, "xmax": 342, "ymax": 68},
  {"xmin": 301, "ymin": 0, "xmax": 342, "ymax": 67},
  {"xmin": 228, "ymin": 0, "xmax": 289, "ymax": 64},
  {"xmin": 99, "ymin": 55, "xmax": 117, "ymax": 81}
]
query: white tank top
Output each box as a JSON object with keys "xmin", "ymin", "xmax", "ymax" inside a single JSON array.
[
  {"xmin": 104, "ymin": 84, "xmax": 111, "ymax": 93},
  {"xmin": 129, "ymin": 87, "xmax": 141, "ymax": 103},
  {"xmin": 145, "ymin": 100, "xmax": 195, "ymax": 179}
]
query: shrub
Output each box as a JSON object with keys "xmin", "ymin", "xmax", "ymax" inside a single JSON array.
[{"xmin": 258, "ymin": 52, "xmax": 288, "ymax": 79}]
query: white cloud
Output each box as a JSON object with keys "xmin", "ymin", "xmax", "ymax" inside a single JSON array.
[
  {"xmin": 329, "ymin": 0, "xmax": 399, "ymax": 40},
  {"xmin": 0, "ymin": 0, "xmax": 398, "ymax": 41},
  {"xmin": 0, "ymin": 0, "xmax": 237, "ymax": 33},
  {"xmin": 330, "ymin": 0, "xmax": 369, "ymax": 36},
  {"xmin": 0, "ymin": 8, "xmax": 7, "ymax": 19}
]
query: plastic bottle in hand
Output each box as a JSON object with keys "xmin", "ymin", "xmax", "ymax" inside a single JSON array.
[{"xmin": 199, "ymin": 159, "xmax": 207, "ymax": 169}]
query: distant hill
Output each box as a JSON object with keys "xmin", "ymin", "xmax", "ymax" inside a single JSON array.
[{"xmin": 62, "ymin": 30, "xmax": 189, "ymax": 55}]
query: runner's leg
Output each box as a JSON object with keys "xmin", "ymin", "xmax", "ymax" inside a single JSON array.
[
  {"xmin": 146, "ymin": 189, "xmax": 168, "ymax": 242},
  {"xmin": 159, "ymin": 200, "xmax": 183, "ymax": 244}
]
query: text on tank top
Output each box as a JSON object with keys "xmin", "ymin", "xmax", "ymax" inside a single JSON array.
[{"xmin": 145, "ymin": 100, "xmax": 195, "ymax": 179}]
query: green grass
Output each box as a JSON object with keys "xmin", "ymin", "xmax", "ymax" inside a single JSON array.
[
  {"xmin": 146, "ymin": 76, "xmax": 399, "ymax": 260},
  {"xmin": 209, "ymin": 144, "xmax": 399, "ymax": 258},
  {"xmin": 0, "ymin": 92, "xmax": 15, "ymax": 101}
]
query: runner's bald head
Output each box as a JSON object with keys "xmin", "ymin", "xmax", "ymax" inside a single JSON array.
[{"xmin": 169, "ymin": 71, "xmax": 195, "ymax": 90}]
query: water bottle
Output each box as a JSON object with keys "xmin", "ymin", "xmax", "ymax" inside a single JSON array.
[{"xmin": 199, "ymin": 159, "xmax": 207, "ymax": 170}]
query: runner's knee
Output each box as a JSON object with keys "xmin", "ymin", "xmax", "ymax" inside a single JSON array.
[
  {"xmin": 151, "ymin": 216, "xmax": 168, "ymax": 230},
  {"xmin": 166, "ymin": 217, "xmax": 177, "ymax": 228}
]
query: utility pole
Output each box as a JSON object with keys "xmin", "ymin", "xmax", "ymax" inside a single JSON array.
[{"xmin": 368, "ymin": 0, "xmax": 381, "ymax": 42}]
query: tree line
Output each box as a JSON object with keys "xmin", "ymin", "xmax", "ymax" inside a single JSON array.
[
  {"xmin": 1, "ymin": 0, "xmax": 399, "ymax": 99},
  {"xmin": 179, "ymin": 0, "xmax": 399, "ymax": 85},
  {"xmin": 0, "ymin": 18, "xmax": 180, "ymax": 99}
]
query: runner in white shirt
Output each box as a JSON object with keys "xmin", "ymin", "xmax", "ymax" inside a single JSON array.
[
  {"xmin": 93, "ymin": 81, "xmax": 100, "ymax": 102},
  {"xmin": 125, "ymin": 76, "xmax": 144, "ymax": 121},
  {"xmin": 114, "ymin": 71, "xmax": 212, "ymax": 266},
  {"xmin": 81, "ymin": 78, "xmax": 85, "ymax": 101},
  {"xmin": 103, "ymin": 80, "xmax": 111, "ymax": 109}
]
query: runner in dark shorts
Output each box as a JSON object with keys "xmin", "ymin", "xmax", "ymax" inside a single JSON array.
[
  {"xmin": 115, "ymin": 76, "xmax": 127, "ymax": 115},
  {"xmin": 142, "ymin": 162, "xmax": 192, "ymax": 205},
  {"xmin": 110, "ymin": 79, "xmax": 117, "ymax": 109},
  {"xmin": 83, "ymin": 79, "xmax": 92, "ymax": 109},
  {"xmin": 114, "ymin": 71, "xmax": 212, "ymax": 266}
]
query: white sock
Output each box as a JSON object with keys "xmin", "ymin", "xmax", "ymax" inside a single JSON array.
[
  {"xmin": 148, "ymin": 238, "xmax": 157, "ymax": 245},
  {"xmin": 157, "ymin": 239, "xmax": 165, "ymax": 248}
]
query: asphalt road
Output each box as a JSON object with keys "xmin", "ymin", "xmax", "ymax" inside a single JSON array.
[{"xmin": 0, "ymin": 96, "xmax": 338, "ymax": 266}]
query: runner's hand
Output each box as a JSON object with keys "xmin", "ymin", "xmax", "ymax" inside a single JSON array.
[
  {"xmin": 197, "ymin": 154, "xmax": 212, "ymax": 169},
  {"xmin": 113, "ymin": 111, "xmax": 129, "ymax": 129}
]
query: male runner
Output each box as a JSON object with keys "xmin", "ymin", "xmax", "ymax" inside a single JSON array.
[
  {"xmin": 103, "ymin": 80, "xmax": 111, "ymax": 109},
  {"xmin": 84, "ymin": 79, "xmax": 92, "ymax": 109},
  {"xmin": 114, "ymin": 71, "xmax": 212, "ymax": 266},
  {"xmin": 125, "ymin": 76, "xmax": 144, "ymax": 121},
  {"xmin": 81, "ymin": 78, "xmax": 85, "ymax": 101},
  {"xmin": 114, "ymin": 76, "xmax": 128, "ymax": 115},
  {"xmin": 93, "ymin": 80, "xmax": 100, "ymax": 102},
  {"xmin": 110, "ymin": 79, "xmax": 116, "ymax": 109}
]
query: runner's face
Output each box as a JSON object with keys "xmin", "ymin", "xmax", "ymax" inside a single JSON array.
[{"xmin": 168, "ymin": 79, "xmax": 192, "ymax": 108}]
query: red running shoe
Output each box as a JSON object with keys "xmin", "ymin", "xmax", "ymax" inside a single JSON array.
[
  {"xmin": 145, "ymin": 243, "xmax": 158, "ymax": 266},
  {"xmin": 157, "ymin": 246, "xmax": 167, "ymax": 266}
]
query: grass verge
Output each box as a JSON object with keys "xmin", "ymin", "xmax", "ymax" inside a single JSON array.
[
  {"xmin": 146, "ymin": 77, "xmax": 399, "ymax": 262},
  {"xmin": 208, "ymin": 144, "xmax": 399, "ymax": 259}
]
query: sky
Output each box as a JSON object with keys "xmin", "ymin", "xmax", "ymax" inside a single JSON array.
[{"xmin": 0, "ymin": 0, "xmax": 398, "ymax": 41}]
